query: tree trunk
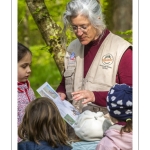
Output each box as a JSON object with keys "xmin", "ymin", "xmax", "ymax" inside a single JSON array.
[
  {"xmin": 112, "ymin": 0, "xmax": 132, "ymax": 32},
  {"xmin": 23, "ymin": 6, "xmax": 30, "ymax": 47},
  {"xmin": 102, "ymin": 0, "xmax": 132, "ymax": 40},
  {"xmin": 25, "ymin": 0, "xmax": 65, "ymax": 75}
]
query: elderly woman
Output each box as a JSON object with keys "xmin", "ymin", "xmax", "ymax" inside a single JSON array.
[{"xmin": 56, "ymin": 0, "xmax": 132, "ymax": 114}]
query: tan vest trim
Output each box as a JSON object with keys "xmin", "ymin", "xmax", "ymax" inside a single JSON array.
[{"xmin": 64, "ymin": 52, "xmax": 77, "ymax": 100}]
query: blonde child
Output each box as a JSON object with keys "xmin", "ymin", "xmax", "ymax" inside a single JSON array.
[
  {"xmin": 18, "ymin": 97, "xmax": 72, "ymax": 150},
  {"xmin": 18, "ymin": 42, "xmax": 36, "ymax": 142},
  {"xmin": 96, "ymin": 83, "xmax": 132, "ymax": 150}
]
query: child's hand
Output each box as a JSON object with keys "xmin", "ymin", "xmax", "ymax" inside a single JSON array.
[{"xmin": 58, "ymin": 92, "xmax": 66, "ymax": 101}]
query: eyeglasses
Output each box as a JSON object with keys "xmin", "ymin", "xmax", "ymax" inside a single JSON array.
[{"xmin": 71, "ymin": 23, "xmax": 90, "ymax": 33}]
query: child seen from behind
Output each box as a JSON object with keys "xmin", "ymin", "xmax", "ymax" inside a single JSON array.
[
  {"xmin": 96, "ymin": 83, "xmax": 132, "ymax": 150},
  {"xmin": 18, "ymin": 97, "xmax": 72, "ymax": 150}
]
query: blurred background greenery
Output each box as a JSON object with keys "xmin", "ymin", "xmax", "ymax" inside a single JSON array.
[
  {"xmin": 18, "ymin": 0, "xmax": 71, "ymax": 97},
  {"xmin": 29, "ymin": 45, "xmax": 61, "ymax": 97},
  {"xmin": 18, "ymin": 0, "xmax": 132, "ymax": 97}
]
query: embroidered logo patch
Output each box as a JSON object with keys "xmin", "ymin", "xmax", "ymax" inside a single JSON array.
[
  {"xmin": 70, "ymin": 52, "xmax": 75, "ymax": 60},
  {"xmin": 102, "ymin": 54, "xmax": 113, "ymax": 65}
]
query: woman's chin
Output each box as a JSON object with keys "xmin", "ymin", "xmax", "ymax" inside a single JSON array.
[{"xmin": 80, "ymin": 40, "xmax": 90, "ymax": 45}]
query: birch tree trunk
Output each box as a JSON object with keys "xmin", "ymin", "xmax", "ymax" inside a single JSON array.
[{"xmin": 25, "ymin": 0, "xmax": 65, "ymax": 75}]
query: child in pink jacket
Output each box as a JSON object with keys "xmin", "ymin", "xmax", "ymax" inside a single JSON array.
[
  {"xmin": 18, "ymin": 43, "xmax": 36, "ymax": 142},
  {"xmin": 96, "ymin": 83, "xmax": 132, "ymax": 150}
]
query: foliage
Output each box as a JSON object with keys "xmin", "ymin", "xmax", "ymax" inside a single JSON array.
[
  {"xmin": 100, "ymin": 0, "xmax": 114, "ymax": 30},
  {"xmin": 115, "ymin": 30, "xmax": 132, "ymax": 43},
  {"xmin": 18, "ymin": 0, "xmax": 70, "ymax": 95},
  {"xmin": 29, "ymin": 45, "xmax": 62, "ymax": 97}
]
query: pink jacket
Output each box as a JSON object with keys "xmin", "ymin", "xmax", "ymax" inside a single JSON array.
[
  {"xmin": 18, "ymin": 80, "xmax": 36, "ymax": 142},
  {"xmin": 96, "ymin": 124, "xmax": 132, "ymax": 150}
]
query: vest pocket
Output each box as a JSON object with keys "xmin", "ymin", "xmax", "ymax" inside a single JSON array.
[
  {"xmin": 64, "ymin": 70, "xmax": 75, "ymax": 83},
  {"xmin": 64, "ymin": 70, "xmax": 74, "ymax": 77},
  {"xmin": 64, "ymin": 70, "xmax": 75, "ymax": 100}
]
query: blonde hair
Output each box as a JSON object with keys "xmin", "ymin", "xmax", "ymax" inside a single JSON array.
[{"xmin": 18, "ymin": 97, "xmax": 70, "ymax": 147}]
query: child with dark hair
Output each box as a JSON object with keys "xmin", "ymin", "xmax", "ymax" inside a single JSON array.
[
  {"xmin": 96, "ymin": 83, "xmax": 132, "ymax": 150},
  {"xmin": 18, "ymin": 97, "xmax": 72, "ymax": 150},
  {"xmin": 18, "ymin": 42, "xmax": 36, "ymax": 142}
]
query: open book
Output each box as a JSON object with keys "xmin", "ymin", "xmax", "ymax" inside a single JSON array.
[{"xmin": 36, "ymin": 82, "xmax": 80, "ymax": 128}]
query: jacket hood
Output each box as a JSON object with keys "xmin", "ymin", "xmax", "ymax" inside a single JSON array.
[
  {"xmin": 105, "ymin": 125, "xmax": 132, "ymax": 150},
  {"xmin": 18, "ymin": 80, "xmax": 30, "ymax": 92}
]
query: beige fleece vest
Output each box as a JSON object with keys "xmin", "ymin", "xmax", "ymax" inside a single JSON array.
[{"xmin": 64, "ymin": 32, "xmax": 132, "ymax": 112}]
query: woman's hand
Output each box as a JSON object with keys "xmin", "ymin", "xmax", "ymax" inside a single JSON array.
[
  {"xmin": 58, "ymin": 92, "xmax": 66, "ymax": 101},
  {"xmin": 71, "ymin": 90, "xmax": 95, "ymax": 104}
]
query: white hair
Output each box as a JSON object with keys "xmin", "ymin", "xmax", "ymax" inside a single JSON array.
[{"xmin": 62, "ymin": 0, "xmax": 106, "ymax": 47}]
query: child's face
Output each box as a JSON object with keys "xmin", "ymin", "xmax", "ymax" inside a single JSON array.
[{"xmin": 18, "ymin": 52, "xmax": 32, "ymax": 82}]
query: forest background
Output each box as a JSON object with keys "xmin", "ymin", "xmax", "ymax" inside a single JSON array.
[{"xmin": 18, "ymin": 0, "xmax": 132, "ymax": 97}]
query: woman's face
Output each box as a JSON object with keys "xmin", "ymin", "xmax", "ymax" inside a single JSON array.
[{"xmin": 70, "ymin": 15, "xmax": 99, "ymax": 45}]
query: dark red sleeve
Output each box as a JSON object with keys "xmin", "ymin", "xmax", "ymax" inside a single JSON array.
[
  {"xmin": 94, "ymin": 48, "xmax": 132, "ymax": 106},
  {"xmin": 116, "ymin": 48, "xmax": 132, "ymax": 86},
  {"xmin": 56, "ymin": 76, "xmax": 66, "ymax": 94}
]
